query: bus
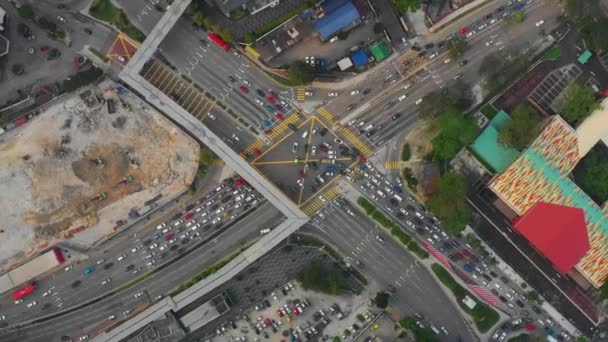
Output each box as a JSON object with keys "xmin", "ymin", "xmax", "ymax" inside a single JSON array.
[
  {"xmin": 207, "ymin": 32, "xmax": 230, "ymax": 51},
  {"xmin": 12, "ymin": 283, "xmax": 36, "ymax": 301}
]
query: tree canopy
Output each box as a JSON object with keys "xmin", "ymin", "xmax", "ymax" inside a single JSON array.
[
  {"xmin": 560, "ymin": 82, "xmax": 599, "ymax": 125},
  {"xmin": 374, "ymin": 291, "xmax": 390, "ymax": 309},
  {"xmin": 578, "ymin": 18, "xmax": 608, "ymax": 52},
  {"xmin": 427, "ymin": 172, "xmax": 471, "ymax": 234},
  {"xmin": 418, "ymin": 81, "xmax": 473, "ymax": 120},
  {"xmin": 447, "ymin": 36, "xmax": 467, "ymax": 60},
  {"xmin": 198, "ymin": 147, "xmax": 216, "ymax": 166},
  {"xmin": 498, "ymin": 104, "xmax": 541, "ymax": 151},
  {"xmin": 573, "ymin": 145, "xmax": 608, "ymax": 205},
  {"xmin": 431, "ymin": 107, "xmax": 479, "ymax": 161},
  {"xmin": 390, "ymin": 0, "xmax": 421, "ymax": 13},
  {"xmin": 506, "ymin": 10, "xmax": 525, "ymax": 24},
  {"xmin": 287, "ymin": 61, "xmax": 316, "ymax": 85},
  {"xmin": 399, "ymin": 317, "xmax": 417, "ymax": 330},
  {"xmin": 479, "ymin": 52, "xmax": 529, "ymax": 94},
  {"xmin": 297, "ymin": 261, "xmax": 343, "ymax": 295}
]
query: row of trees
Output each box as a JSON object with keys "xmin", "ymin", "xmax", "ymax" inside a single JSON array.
[{"xmin": 563, "ymin": 0, "xmax": 608, "ymax": 51}]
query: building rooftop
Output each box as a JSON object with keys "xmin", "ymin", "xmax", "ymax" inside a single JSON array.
[
  {"xmin": 351, "ymin": 49, "xmax": 368, "ymax": 67},
  {"xmin": 369, "ymin": 41, "xmax": 391, "ymax": 62},
  {"xmin": 489, "ymin": 115, "xmax": 608, "ymax": 287},
  {"xmin": 470, "ymin": 110, "xmax": 521, "ymax": 173},
  {"xmin": 513, "ymin": 202, "xmax": 590, "ymax": 274},
  {"xmin": 313, "ymin": 1, "xmax": 361, "ymax": 41}
]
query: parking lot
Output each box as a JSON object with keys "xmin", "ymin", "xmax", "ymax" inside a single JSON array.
[{"xmin": 251, "ymin": 115, "xmax": 361, "ymax": 206}]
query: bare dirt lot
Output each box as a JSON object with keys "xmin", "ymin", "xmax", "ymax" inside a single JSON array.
[{"xmin": 0, "ymin": 79, "xmax": 199, "ymax": 269}]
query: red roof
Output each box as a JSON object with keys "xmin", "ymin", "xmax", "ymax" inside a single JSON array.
[{"xmin": 513, "ymin": 202, "xmax": 589, "ymax": 274}]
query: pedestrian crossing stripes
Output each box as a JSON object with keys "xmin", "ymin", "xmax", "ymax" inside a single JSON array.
[
  {"xmin": 240, "ymin": 140, "xmax": 265, "ymax": 158},
  {"xmin": 338, "ymin": 127, "xmax": 373, "ymax": 156},
  {"xmin": 384, "ymin": 160, "xmax": 401, "ymax": 170},
  {"xmin": 296, "ymin": 88, "xmax": 305, "ymax": 102},
  {"xmin": 301, "ymin": 186, "xmax": 341, "ymax": 216},
  {"xmin": 212, "ymin": 159, "xmax": 225, "ymax": 166},
  {"xmin": 316, "ymin": 107, "xmax": 335, "ymax": 124},
  {"xmin": 266, "ymin": 113, "xmax": 302, "ymax": 140}
]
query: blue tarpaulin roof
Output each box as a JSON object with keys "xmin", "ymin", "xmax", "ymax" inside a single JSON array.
[
  {"xmin": 321, "ymin": 0, "xmax": 350, "ymax": 14},
  {"xmin": 351, "ymin": 49, "xmax": 369, "ymax": 67},
  {"xmin": 314, "ymin": 1, "xmax": 361, "ymax": 40}
]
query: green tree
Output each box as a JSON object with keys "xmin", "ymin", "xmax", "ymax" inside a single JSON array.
[
  {"xmin": 573, "ymin": 145, "xmax": 608, "ymax": 205},
  {"xmin": 564, "ymin": 0, "xmax": 588, "ymax": 19},
  {"xmin": 506, "ymin": 11, "xmax": 525, "ymax": 24},
  {"xmin": 576, "ymin": 336, "xmax": 588, "ymax": 342},
  {"xmin": 427, "ymin": 172, "xmax": 471, "ymax": 234},
  {"xmin": 431, "ymin": 107, "xmax": 479, "ymax": 161},
  {"xmin": 418, "ymin": 81, "xmax": 473, "ymax": 120},
  {"xmin": 391, "ymin": 0, "xmax": 421, "ymax": 13},
  {"xmin": 498, "ymin": 104, "xmax": 541, "ymax": 151},
  {"xmin": 191, "ymin": 11, "xmax": 206, "ymax": 26},
  {"xmin": 479, "ymin": 52, "xmax": 529, "ymax": 94},
  {"xmin": 525, "ymin": 290, "xmax": 540, "ymax": 302},
  {"xmin": 18, "ymin": 4, "xmax": 33, "ymax": 19},
  {"xmin": 374, "ymin": 291, "xmax": 390, "ymax": 309},
  {"xmin": 332, "ymin": 337, "xmax": 341, "ymax": 342},
  {"xmin": 447, "ymin": 36, "xmax": 467, "ymax": 60},
  {"xmin": 399, "ymin": 317, "xmax": 417, "ymax": 330},
  {"xmin": 188, "ymin": 184, "xmax": 196, "ymax": 195},
  {"xmin": 579, "ymin": 18, "xmax": 608, "ymax": 52},
  {"xmin": 48, "ymin": 48, "xmax": 62, "ymax": 60},
  {"xmin": 560, "ymin": 82, "xmax": 599, "ymax": 124},
  {"xmin": 297, "ymin": 261, "xmax": 343, "ymax": 295},
  {"xmin": 198, "ymin": 147, "xmax": 215, "ymax": 166},
  {"xmin": 287, "ymin": 61, "xmax": 316, "ymax": 85},
  {"xmin": 414, "ymin": 327, "xmax": 435, "ymax": 342},
  {"xmin": 243, "ymin": 32, "xmax": 257, "ymax": 44}
]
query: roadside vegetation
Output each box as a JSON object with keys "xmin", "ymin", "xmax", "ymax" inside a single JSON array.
[
  {"xmin": 287, "ymin": 61, "xmax": 316, "ymax": 85},
  {"xmin": 480, "ymin": 104, "xmax": 498, "ymax": 119},
  {"xmin": 297, "ymin": 261, "xmax": 347, "ymax": 295},
  {"xmin": 431, "ymin": 264, "xmax": 500, "ymax": 333},
  {"xmin": 390, "ymin": 0, "xmax": 421, "ymax": 13},
  {"xmin": 357, "ymin": 197, "xmax": 429, "ymax": 259},
  {"xmin": 478, "ymin": 51, "xmax": 530, "ymax": 95},
  {"xmin": 543, "ymin": 45, "xmax": 561, "ymax": 61},
  {"xmin": 573, "ymin": 145, "xmax": 608, "ymax": 206},
  {"xmin": 427, "ymin": 172, "xmax": 471, "ymax": 235},
  {"xmin": 497, "ymin": 104, "xmax": 542, "ymax": 151},
  {"xmin": 431, "ymin": 107, "xmax": 479, "ymax": 162},
  {"xmin": 399, "ymin": 317, "xmax": 434, "ymax": 341},
  {"xmin": 559, "ymin": 82, "xmax": 599, "ymax": 125},
  {"xmin": 563, "ymin": 0, "xmax": 608, "ymax": 52},
  {"xmin": 60, "ymin": 67, "xmax": 104, "ymax": 94},
  {"xmin": 90, "ymin": 0, "xmax": 145, "ymax": 41},
  {"xmin": 401, "ymin": 144, "xmax": 411, "ymax": 161}
]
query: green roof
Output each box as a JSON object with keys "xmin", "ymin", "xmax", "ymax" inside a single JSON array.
[
  {"xmin": 578, "ymin": 50, "xmax": 592, "ymax": 64},
  {"xmin": 470, "ymin": 110, "xmax": 521, "ymax": 172},
  {"xmin": 369, "ymin": 41, "xmax": 391, "ymax": 62}
]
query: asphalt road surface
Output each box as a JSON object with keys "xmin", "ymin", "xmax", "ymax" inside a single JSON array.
[
  {"xmin": 304, "ymin": 204, "xmax": 477, "ymax": 341},
  {"xmin": 316, "ymin": 0, "xmax": 560, "ymax": 148},
  {"xmin": 0, "ymin": 202, "xmax": 284, "ymax": 342}
]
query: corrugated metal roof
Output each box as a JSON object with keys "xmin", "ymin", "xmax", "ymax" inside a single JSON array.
[
  {"xmin": 314, "ymin": 1, "xmax": 361, "ymax": 41},
  {"xmin": 351, "ymin": 49, "xmax": 369, "ymax": 67}
]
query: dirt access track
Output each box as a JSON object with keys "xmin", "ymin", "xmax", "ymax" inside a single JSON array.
[{"xmin": 0, "ymin": 79, "xmax": 199, "ymax": 270}]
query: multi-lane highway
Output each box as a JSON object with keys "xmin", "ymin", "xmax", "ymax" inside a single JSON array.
[
  {"xmin": 0, "ymin": 177, "xmax": 259, "ymax": 326},
  {"xmin": 303, "ymin": 203, "xmax": 476, "ymax": 340},
  {"xmin": 0, "ymin": 201, "xmax": 284, "ymax": 342}
]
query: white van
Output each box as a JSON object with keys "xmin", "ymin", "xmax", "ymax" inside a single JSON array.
[
  {"xmin": 393, "ymin": 194, "xmax": 403, "ymax": 202},
  {"xmin": 430, "ymin": 326, "xmax": 440, "ymax": 335},
  {"xmin": 302, "ymin": 130, "xmax": 308, "ymax": 139},
  {"xmin": 398, "ymin": 94, "xmax": 407, "ymax": 102},
  {"xmin": 260, "ymin": 229, "xmax": 271, "ymax": 235},
  {"xmin": 376, "ymin": 190, "xmax": 386, "ymax": 198}
]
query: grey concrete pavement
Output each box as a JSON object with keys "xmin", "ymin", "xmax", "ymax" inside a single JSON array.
[{"xmin": 305, "ymin": 205, "xmax": 476, "ymax": 341}]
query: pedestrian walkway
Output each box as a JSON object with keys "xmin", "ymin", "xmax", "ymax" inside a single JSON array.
[
  {"xmin": 266, "ymin": 112, "xmax": 303, "ymax": 140},
  {"xmin": 296, "ymin": 88, "xmax": 306, "ymax": 102},
  {"xmin": 316, "ymin": 107, "xmax": 336, "ymax": 125},
  {"xmin": 240, "ymin": 140, "xmax": 265, "ymax": 158},
  {"xmin": 338, "ymin": 127, "xmax": 373, "ymax": 156},
  {"xmin": 384, "ymin": 160, "xmax": 401, "ymax": 170},
  {"xmin": 301, "ymin": 186, "xmax": 340, "ymax": 216}
]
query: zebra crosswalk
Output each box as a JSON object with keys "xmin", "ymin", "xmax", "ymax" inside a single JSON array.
[
  {"xmin": 384, "ymin": 160, "xmax": 401, "ymax": 170},
  {"xmin": 296, "ymin": 88, "xmax": 306, "ymax": 102},
  {"xmin": 316, "ymin": 107, "xmax": 335, "ymax": 125},
  {"xmin": 266, "ymin": 112, "xmax": 302, "ymax": 140},
  {"xmin": 302, "ymin": 186, "xmax": 341, "ymax": 216},
  {"xmin": 240, "ymin": 140, "xmax": 265, "ymax": 159},
  {"xmin": 338, "ymin": 127, "xmax": 373, "ymax": 156}
]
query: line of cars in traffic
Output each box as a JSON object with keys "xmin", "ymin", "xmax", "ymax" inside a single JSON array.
[
  {"xmin": 350, "ymin": 160, "xmax": 571, "ymax": 338},
  {"xmin": 234, "ymin": 78, "xmax": 292, "ymax": 129}
]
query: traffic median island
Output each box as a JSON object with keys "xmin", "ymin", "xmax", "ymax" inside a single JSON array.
[
  {"xmin": 431, "ymin": 263, "xmax": 499, "ymax": 333},
  {"xmin": 356, "ymin": 197, "xmax": 429, "ymax": 259}
]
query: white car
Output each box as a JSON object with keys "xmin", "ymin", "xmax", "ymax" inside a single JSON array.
[
  {"xmin": 207, "ymin": 112, "xmax": 216, "ymax": 120},
  {"xmin": 328, "ymin": 92, "xmax": 339, "ymax": 97},
  {"xmin": 443, "ymin": 58, "xmax": 451, "ymax": 64},
  {"xmin": 122, "ymin": 309, "xmax": 132, "ymax": 316},
  {"xmin": 79, "ymin": 335, "xmax": 89, "ymax": 341},
  {"xmin": 311, "ymin": 145, "xmax": 317, "ymax": 156},
  {"xmin": 27, "ymin": 301, "xmax": 38, "ymax": 308},
  {"xmin": 255, "ymin": 98, "xmax": 264, "ymax": 105},
  {"xmin": 465, "ymin": 30, "xmax": 476, "ymax": 38},
  {"xmin": 108, "ymin": 315, "xmax": 116, "ymax": 320},
  {"xmin": 535, "ymin": 20, "xmax": 544, "ymax": 27},
  {"xmin": 485, "ymin": 40, "xmax": 495, "ymax": 46},
  {"xmin": 64, "ymin": 265, "xmax": 73, "ymax": 272},
  {"xmin": 57, "ymin": 15, "xmax": 66, "ymax": 22},
  {"xmin": 117, "ymin": 254, "xmax": 127, "ymax": 261},
  {"xmin": 156, "ymin": 223, "xmax": 166, "ymax": 230},
  {"xmin": 134, "ymin": 292, "xmax": 144, "ymax": 298},
  {"xmin": 96, "ymin": 259, "xmax": 105, "ymax": 265},
  {"xmin": 415, "ymin": 98, "xmax": 423, "ymax": 105},
  {"xmin": 350, "ymin": 90, "xmax": 359, "ymax": 96},
  {"xmin": 101, "ymin": 278, "xmax": 112, "ymax": 285},
  {"xmin": 0, "ymin": 315, "xmax": 6, "ymax": 320},
  {"xmin": 243, "ymin": 80, "xmax": 252, "ymax": 86}
]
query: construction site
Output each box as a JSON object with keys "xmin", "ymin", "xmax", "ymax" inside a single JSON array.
[{"xmin": 0, "ymin": 79, "xmax": 199, "ymax": 271}]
